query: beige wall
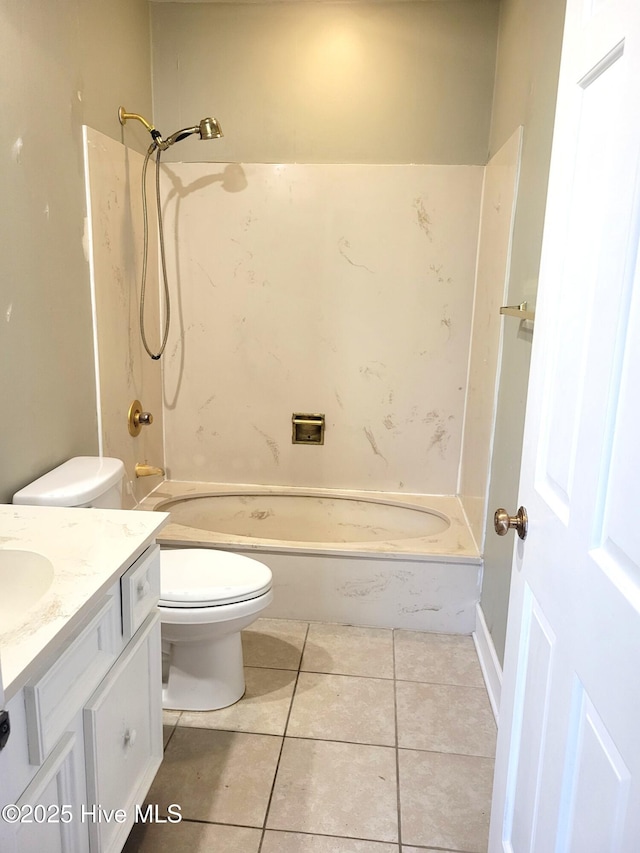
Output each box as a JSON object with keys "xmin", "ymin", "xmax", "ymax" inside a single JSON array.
[
  {"xmin": 0, "ymin": 0, "xmax": 153, "ymax": 503},
  {"xmin": 480, "ymin": 0, "xmax": 566, "ymax": 663},
  {"xmin": 151, "ymin": 0, "xmax": 499, "ymax": 165}
]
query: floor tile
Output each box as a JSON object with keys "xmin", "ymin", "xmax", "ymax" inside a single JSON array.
[
  {"xmin": 267, "ymin": 738, "xmax": 398, "ymax": 842},
  {"xmin": 162, "ymin": 710, "xmax": 181, "ymax": 726},
  {"xmin": 399, "ymin": 749, "xmax": 493, "ymax": 852},
  {"xmin": 287, "ymin": 672, "xmax": 396, "ymax": 746},
  {"xmin": 145, "ymin": 727, "xmax": 281, "ymax": 827},
  {"xmin": 301, "ymin": 623, "xmax": 394, "ymax": 679},
  {"xmin": 396, "ymin": 681, "xmax": 496, "ymax": 757},
  {"xmin": 179, "ymin": 667, "xmax": 296, "ymax": 735},
  {"xmin": 394, "ymin": 631, "xmax": 485, "ymax": 687},
  {"xmin": 402, "ymin": 848, "xmax": 459, "ymax": 852},
  {"xmin": 242, "ymin": 618, "xmax": 308, "ymax": 670},
  {"xmin": 262, "ymin": 830, "xmax": 398, "ymax": 852},
  {"xmin": 122, "ymin": 820, "xmax": 261, "ymax": 853}
]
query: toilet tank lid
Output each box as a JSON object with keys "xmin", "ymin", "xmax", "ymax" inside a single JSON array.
[{"xmin": 13, "ymin": 457, "xmax": 125, "ymax": 507}]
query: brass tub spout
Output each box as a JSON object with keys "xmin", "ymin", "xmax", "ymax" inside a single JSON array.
[{"xmin": 135, "ymin": 463, "xmax": 165, "ymax": 478}]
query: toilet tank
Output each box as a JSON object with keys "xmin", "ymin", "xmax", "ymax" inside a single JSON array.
[{"xmin": 13, "ymin": 457, "xmax": 125, "ymax": 509}]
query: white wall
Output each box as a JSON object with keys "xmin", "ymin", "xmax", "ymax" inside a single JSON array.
[{"xmin": 161, "ymin": 162, "xmax": 483, "ymax": 492}]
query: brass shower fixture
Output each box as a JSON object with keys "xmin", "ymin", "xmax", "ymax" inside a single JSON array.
[
  {"xmin": 118, "ymin": 104, "xmax": 223, "ymax": 360},
  {"xmin": 118, "ymin": 107, "xmax": 155, "ymax": 133},
  {"xmin": 128, "ymin": 400, "xmax": 154, "ymax": 437}
]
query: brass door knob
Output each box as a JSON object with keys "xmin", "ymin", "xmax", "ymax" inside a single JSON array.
[{"xmin": 494, "ymin": 506, "xmax": 528, "ymax": 540}]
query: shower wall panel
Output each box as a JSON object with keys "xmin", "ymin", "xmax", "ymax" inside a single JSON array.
[
  {"xmin": 458, "ymin": 129, "xmax": 523, "ymax": 547},
  {"xmin": 161, "ymin": 163, "xmax": 482, "ymax": 494},
  {"xmin": 84, "ymin": 128, "xmax": 165, "ymax": 506}
]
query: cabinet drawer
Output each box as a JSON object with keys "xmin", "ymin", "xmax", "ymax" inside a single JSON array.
[
  {"xmin": 120, "ymin": 545, "xmax": 160, "ymax": 641},
  {"xmin": 24, "ymin": 596, "xmax": 119, "ymax": 766},
  {"xmin": 84, "ymin": 613, "xmax": 162, "ymax": 853}
]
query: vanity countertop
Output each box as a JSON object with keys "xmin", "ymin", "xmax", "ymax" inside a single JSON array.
[{"xmin": 0, "ymin": 504, "xmax": 168, "ymax": 701}]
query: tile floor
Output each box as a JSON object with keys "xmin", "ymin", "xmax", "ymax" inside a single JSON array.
[{"xmin": 123, "ymin": 619, "xmax": 496, "ymax": 853}]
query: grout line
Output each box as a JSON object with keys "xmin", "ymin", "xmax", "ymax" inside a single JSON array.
[
  {"xmin": 393, "ymin": 628, "xmax": 403, "ymax": 851},
  {"xmin": 395, "ymin": 675, "xmax": 490, "ymax": 690},
  {"xmin": 276, "ymin": 733, "xmax": 397, "ymax": 749},
  {"xmin": 257, "ymin": 621, "xmax": 310, "ymax": 853},
  {"xmin": 178, "ymin": 818, "xmax": 478, "ymax": 853},
  {"xmin": 240, "ymin": 664, "xmax": 301, "ymax": 673},
  {"xmin": 168, "ymin": 724, "xmax": 492, "ymax": 759},
  {"xmin": 162, "ymin": 721, "xmax": 179, "ymax": 752},
  {"xmin": 172, "ymin": 724, "xmax": 284, "ymax": 739},
  {"xmin": 179, "ymin": 817, "xmax": 261, "ymax": 829},
  {"xmin": 299, "ymin": 667, "xmax": 395, "ymax": 680},
  {"xmin": 397, "ymin": 744, "xmax": 496, "ymax": 761}
]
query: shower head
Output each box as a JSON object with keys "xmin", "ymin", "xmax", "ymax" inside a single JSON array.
[
  {"xmin": 118, "ymin": 106, "xmax": 223, "ymax": 149},
  {"xmin": 199, "ymin": 117, "xmax": 223, "ymax": 140},
  {"xmin": 165, "ymin": 117, "xmax": 223, "ymax": 147}
]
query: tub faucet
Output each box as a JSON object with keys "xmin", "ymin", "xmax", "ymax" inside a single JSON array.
[{"xmin": 135, "ymin": 462, "xmax": 165, "ymax": 478}]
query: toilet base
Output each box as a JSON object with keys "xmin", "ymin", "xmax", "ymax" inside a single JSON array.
[{"xmin": 162, "ymin": 631, "xmax": 246, "ymax": 711}]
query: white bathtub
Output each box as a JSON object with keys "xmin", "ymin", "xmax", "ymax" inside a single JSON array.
[{"xmin": 140, "ymin": 483, "xmax": 482, "ymax": 633}]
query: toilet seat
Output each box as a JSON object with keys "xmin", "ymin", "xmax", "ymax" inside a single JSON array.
[{"xmin": 159, "ymin": 549, "xmax": 272, "ymax": 608}]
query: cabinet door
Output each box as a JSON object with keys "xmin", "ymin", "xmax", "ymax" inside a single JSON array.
[
  {"xmin": 83, "ymin": 614, "xmax": 162, "ymax": 853},
  {"xmin": 0, "ymin": 732, "xmax": 88, "ymax": 853}
]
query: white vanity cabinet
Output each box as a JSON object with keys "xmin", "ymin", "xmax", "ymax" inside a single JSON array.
[
  {"xmin": 84, "ymin": 611, "xmax": 162, "ymax": 853},
  {"xmin": 0, "ymin": 544, "xmax": 163, "ymax": 853}
]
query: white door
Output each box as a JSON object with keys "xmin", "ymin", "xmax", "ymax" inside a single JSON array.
[{"xmin": 489, "ymin": 0, "xmax": 640, "ymax": 850}]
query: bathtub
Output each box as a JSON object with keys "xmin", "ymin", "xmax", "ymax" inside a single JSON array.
[{"xmin": 140, "ymin": 483, "xmax": 481, "ymax": 633}]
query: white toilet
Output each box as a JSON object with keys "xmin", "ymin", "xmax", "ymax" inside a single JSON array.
[{"xmin": 13, "ymin": 456, "xmax": 273, "ymax": 711}]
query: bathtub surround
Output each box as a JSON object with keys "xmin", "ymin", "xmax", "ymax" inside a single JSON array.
[
  {"xmin": 83, "ymin": 128, "xmax": 165, "ymax": 506},
  {"xmin": 459, "ymin": 128, "xmax": 523, "ymax": 547},
  {"xmin": 82, "ymin": 139, "xmax": 515, "ymax": 639},
  {"xmin": 161, "ymin": 163, "xmax": 483, "ymax": 494}
]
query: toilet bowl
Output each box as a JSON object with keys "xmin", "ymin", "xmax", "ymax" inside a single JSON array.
[
  {"xmin": 159, "ymin": 549, "xmax": 273, "ymax": 711},
  {"xmin": 12, "ymin": 456, "xmax": 273, "ymax": 712}
]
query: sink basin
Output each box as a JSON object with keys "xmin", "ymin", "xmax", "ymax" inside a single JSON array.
[{"xmin": 0, "ymin": 550, "xmax": 55, "ymax": 634}]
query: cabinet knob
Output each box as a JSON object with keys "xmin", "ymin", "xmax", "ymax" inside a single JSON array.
[
  {"xmin": 124, "ymin": 728, "xmax": 137, "ymax": 748},
  {"xmin": 137, "ymin": 580, "xmax": 151, "ymax": 598}
]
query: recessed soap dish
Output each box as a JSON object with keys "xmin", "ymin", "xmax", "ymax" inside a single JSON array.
[{"xmin": 292, "ymin": 413, "xmax": 325, "ymax": 445}]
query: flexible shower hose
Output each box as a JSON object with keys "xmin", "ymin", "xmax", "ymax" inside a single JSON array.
[{"xmin": 140, "ymin": 144, "xmax": 171, "ymax": 360}]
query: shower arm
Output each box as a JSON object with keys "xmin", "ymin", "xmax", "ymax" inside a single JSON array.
[
  {"xmin": 118, "ymin": 106, "xmax": 166, "ymax": 147},
  {"xmin": 118, "ymin": 107, "xmax": 155, "ymax": 133}
]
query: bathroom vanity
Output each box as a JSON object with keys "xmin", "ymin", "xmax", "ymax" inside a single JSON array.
[{"xmin": 0, "ymin": 505, "xmax": 168, "ymax": 853}]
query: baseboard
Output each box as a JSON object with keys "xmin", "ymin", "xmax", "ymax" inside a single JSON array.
[{"xmin": 472, "ymin": 603, "xmax": 502, "ymax": 723}]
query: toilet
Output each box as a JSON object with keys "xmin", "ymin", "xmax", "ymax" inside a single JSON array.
[{"xmin": 13, "ymin": 456, "xmax": 273, "ymax": 711}]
